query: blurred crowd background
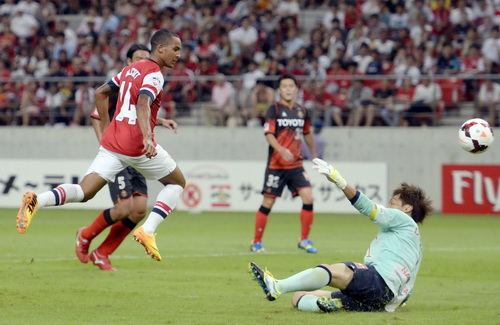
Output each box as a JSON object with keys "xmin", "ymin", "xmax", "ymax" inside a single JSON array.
[{"xmin": 1, "ymin": 0, "xmax": 500, "ymax": 128}]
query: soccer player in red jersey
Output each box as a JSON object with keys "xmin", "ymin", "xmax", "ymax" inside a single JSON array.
[
  {"xmin": 250, "ymin": 74, "xmax": 319, "ymax": 254},
  {"xmin": 16, "ymin": 30, "xmax": 185, "ymax": 263},
  {"xmin": 75, "ymin": 44, "xmax": 177, "ymax": 271}
]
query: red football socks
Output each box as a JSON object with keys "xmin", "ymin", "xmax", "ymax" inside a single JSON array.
[
  {"xmin": 97, "ymin": 220, "xmax": 134, "ymax": 256},
  {"xmin": 253, "ymin": 207, "xmax": 270, "ymax": 243},
  {"xmin": 82, "ymin": 208, "xmax": 113, "ymax": 240},
  {"xmin": 300, "ymin": 208, "xmax": 314, "ymax": 240}
]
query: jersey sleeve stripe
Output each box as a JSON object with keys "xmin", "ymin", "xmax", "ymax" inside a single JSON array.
[
  {"xmin": 368, "ymin": 204, "xmax": 378, "ymax": 220},
  {"xmin": 90, "ymin": 107, "xmax": 100, "ymax": 119},
  {"xmin": 140, "ymin": 84, "xmax": 159, "ymax": 95},
  {"xmin": 351, "ymin": 191, "xmax": 378, "ymax": 219},
  {"xmin": 107, "ymin": 79, "xmax": 120, "ymax": 92},
  {"xmin": 111, "ymin": 75, "xmax": 119, "ymax": 85},
  {"xmin": 139, "ymin": 88, "xmax": 156, "ymax": 102}
]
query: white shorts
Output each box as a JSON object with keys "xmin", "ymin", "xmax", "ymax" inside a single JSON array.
[{"xmin": 85, "ymin": 145, "xmax": 177, "ymax": 182}]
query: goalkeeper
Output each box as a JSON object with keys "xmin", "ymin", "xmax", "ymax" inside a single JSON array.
[{"xmin": 249, "ymin": 158, "xmax": 433, "ymax": 312}]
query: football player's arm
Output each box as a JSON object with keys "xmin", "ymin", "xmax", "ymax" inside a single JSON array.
[
  {"xmin": 90, "ymin": 116, "xmax": 103, "ymax": 142},
  {"xmin": 303, "ymin": 132, "xmax": 317, "ymax": 159},
  {"xmin": 156, "ymin": 117, "xmax": 178, "ymax": 134},
  {"xmin": 313, "ymin": 158, "xmax": 377, "ymax": 217},
  {"xmin": 265, "ymin": 133, "xmax": 293, "ymax": 161},
  {"xmin": 94, "ymin": 83, "xmax": 114, "ymax": 136},
  {"xmin": 137, "ymin": 93, "xmax": 156, "ymax": 158}
]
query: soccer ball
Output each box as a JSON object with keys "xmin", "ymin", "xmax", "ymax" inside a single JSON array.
[{"xmin": 458, "ymin": 118, "xmax": 494, "ymax": 154}]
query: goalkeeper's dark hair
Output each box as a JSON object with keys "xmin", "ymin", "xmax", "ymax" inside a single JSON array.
[
  {"xmin": 126, "ymin": 44, "xmax": 150, "ymax": 59},
  {"xmin": 150, "ymin": 29, "xmax": 179, "ymax": 52},
  {"xmin": 393, "ymin": 183, "xmax": 433, "ymax": 223}
]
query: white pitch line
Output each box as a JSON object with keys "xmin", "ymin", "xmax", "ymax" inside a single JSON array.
[
  {"xmin": 0, "ymin": 251, "xmax": 306, "ymax": 264},
  {"xmin": 1, "ymin": 246, "xmax": 499, "ymax": 264}
]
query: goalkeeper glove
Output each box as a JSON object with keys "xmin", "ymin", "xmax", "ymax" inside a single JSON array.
[{"xmin": 312, "ymin": 158, "xmax": 347, "ymax": 190}]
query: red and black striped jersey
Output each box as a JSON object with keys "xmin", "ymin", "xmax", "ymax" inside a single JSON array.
[{"xmin": 263, "ymin": 102, "xmax": 312, "ymax": 169}]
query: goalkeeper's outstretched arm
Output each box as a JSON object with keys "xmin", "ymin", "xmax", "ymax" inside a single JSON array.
[
  {"xmin": 312, "ymin": 158, "xmax": 357, "ymax": 199},
  {"xmin": 312, "ymin": 158, "xmax": 378, "ymax": 218}
]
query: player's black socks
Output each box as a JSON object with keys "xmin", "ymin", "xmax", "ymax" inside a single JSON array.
[{"xmin": 259, "ymin": 205, "xmax": 271, "ymax": 215}]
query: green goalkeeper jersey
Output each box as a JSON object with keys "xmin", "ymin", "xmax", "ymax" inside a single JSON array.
[{"xmin": 351, "ymin": 191, "xmax": 422, "ymax": 312}]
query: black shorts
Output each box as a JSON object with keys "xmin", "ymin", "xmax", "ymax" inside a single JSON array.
[
  {"xmin": 108, "ymin": 166, "xmax": 148, "ymax": 204},
  {"xmin": 330, "ymin": 262, "xmax": 394, "ymax": 312},
  {"xmin": 261, "ymin": 167, "xmax": 311, "ymax": 198}
]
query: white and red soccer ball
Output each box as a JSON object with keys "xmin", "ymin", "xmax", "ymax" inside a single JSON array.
[{"xmin": 458, "ymin": 118, "xmax": 494, "ymax": 154}]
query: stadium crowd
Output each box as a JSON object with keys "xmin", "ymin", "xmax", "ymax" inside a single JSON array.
[{"xmin": 0, "ymin": 0, "xmax": 500, "ymax": 127}]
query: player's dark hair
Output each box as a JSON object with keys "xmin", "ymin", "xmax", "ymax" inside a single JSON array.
[
  {"xmin": 150, "ymin": 29, "xmax": 180, "ymax": 52},
  {"xmin": 278, "ymin": 73, "xmax": 298, "ymax": 88},
  {"xmin": 393, "ymin": 183, "xmax": 433, "ymax": 223},
  {"xmin": 126, "ymin": 44, "xmax": 150, "ymax": 59}
]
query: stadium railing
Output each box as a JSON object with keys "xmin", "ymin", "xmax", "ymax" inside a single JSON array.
[{"xmin": 0, "ymin": 74, "xmax": 491, "ymax": 127}]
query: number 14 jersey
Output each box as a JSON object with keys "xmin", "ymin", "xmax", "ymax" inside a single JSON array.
[{"xmin": 101, "ymin": 59, "xmax": 164, "ymax": 156}]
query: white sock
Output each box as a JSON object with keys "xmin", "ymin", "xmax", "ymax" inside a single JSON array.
[
  {"xmin": 142, "ymin": 184, "xmax": 183, "ymax": 235},
  {"xmin": 296, "ymin": 294, "xmax": 321, "ymax": 312},
  {"xmin": 278, "ymin": 267, "xmax": 330, "ymax": 294},
  {"xmin": 38, "ymin": 184, "xmax": 84, "ymax": 208}
]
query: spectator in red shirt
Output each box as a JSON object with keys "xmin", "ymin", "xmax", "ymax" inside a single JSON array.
[
  {"xmin": 325, "ymin": 59, "xmax": 349, "ymax": 94},
  {"xmin": 395, "ymin": 78, "xmax": 416, "ymax": 106},
  {"xmin": 196, "ymin": 57, "xmax": 218, "ymax": 100},
  {"xmin": 431, "ymin": 0, "xmax": 451, "ymax": 40},
  {"xmin": 180, "ymin": 44, "xmax": 199, "ymax": 72},
  {"xmin": 0, "ymin": 83, "xmax": 12, "ymax": 125},
  {"xmin": 163, "ymin": 59, "xmax": 196, "ymax": 108},
  {"xmin": 284, "ymin": 55, "xmax": 307, "ymax": 76},
  {"xmin": 461, "ymin": 44, "xmax": 485, "ymax": 75},
  {"xmin": 307, "ymin": 80, "xmax": 336, "ymax": 127},
  {"xmin": 0, "ymin": 59, "xmax": 11, "ymax": 78},
  {"xmin": 461, "ymin": 44, "xmax": 485, "ymax": 100},
  {"xmin": 330, "ymin": 87, "xmax": 349, "ymax": 127},
  {"xmin": 343, "ymin": 1, "xmax": 359, "ymax": 30},
  {"xmin": 194, "ymin": 30, "xmax": 218, "ymax": 61}
]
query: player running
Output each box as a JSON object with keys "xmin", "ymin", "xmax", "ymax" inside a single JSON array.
[
  {"xmin": 75, "ymin": 44, "xmax": 176, "ymax": 271},
  {"xmin": 249, "ymin": 158, "xmax": 432, "ymax": 313},
  {"xmin": 16, "ymin": 29, "xmax": 185, "ymax": 263},
  {"xmin": 250, "ymin": 73, "xmax": 318, "ymax": 254}
]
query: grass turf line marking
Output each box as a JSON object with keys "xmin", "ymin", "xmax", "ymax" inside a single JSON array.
[{"xmin": 2, "ymin": 246, "xmax": 499, "ymax": 264}]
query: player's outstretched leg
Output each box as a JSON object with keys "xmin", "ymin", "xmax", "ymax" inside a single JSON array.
[
  {"xmin": 75, "ymin": 227, "xmax": 91, "ymax": 263},
  {"xmin": 248, "ymin": 262, "xmax": 282, "ymax": 301},
  {"xmin": 16, "ymin": 191, "xmax": 39, "ymax": 234},
  {"xmin": 133, "ymin": 226, "xmax": 161, "ymax": 261},
  {"xmin": 89, "ymin": 249, "xmax": 117, "ymax": 271}
]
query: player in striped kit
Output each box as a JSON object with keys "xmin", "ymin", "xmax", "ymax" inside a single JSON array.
[
  {"xmin": 250, "ymin": 73, "xmax": 319, "ymax": 254},
  {"xmin": 16, "ymin": 30, "xmax": 185, "ymax": 263},
  {"xmin": 75, "ymin": 44, "xmax": 177, "ymax": 271}
]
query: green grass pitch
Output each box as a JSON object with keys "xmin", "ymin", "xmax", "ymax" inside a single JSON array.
[{"xmin": 1, "ymin": 208, "xmax": 499, "ymax": 325}]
